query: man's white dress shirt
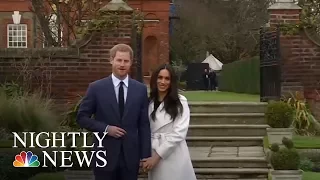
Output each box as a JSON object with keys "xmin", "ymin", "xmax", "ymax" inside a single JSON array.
[{"xmin": 105, "ymin": 73, "xmax": 129, "ymax": 132}]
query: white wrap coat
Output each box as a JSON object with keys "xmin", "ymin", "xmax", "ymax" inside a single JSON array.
[{"xmin": 148, "ymin": 95, "xmax": 196, "ymax": 180}]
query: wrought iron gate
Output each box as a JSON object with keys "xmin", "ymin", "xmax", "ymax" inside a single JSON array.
[{"xmin": 260, "ymin": 27, "xmax": 281, "ymax": 102}]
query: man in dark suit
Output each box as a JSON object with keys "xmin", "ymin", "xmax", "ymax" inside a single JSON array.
[
  {"xmin": 209, "ymin": 69, "xmax": 217, "ymax": 91},
  {"xmin": 76, "ymin": 44, "xmax": 151, "ymax": 180},
  {"xmin": 202, "ymin": 68, "xmax": 209, "ymax": 91}
]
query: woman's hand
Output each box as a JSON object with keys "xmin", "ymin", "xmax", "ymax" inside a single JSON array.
[{"xmin": 141, "ymin": 151, "xmax": 161, "ymax": 171}]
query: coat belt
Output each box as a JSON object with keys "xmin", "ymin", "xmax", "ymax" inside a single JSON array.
[{"xmin": 151, "ymin": 133, "xmax": 166, "ymax": 148}]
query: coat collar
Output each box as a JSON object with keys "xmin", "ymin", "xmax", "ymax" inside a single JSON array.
[{"xmin": 149, "ymin": 100, "xmax": 173, "ymax": 132}]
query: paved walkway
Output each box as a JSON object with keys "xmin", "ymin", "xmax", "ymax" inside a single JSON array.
[{"xmin": 189, "ymin": 146, "xmax": 265, "ymax": 159}]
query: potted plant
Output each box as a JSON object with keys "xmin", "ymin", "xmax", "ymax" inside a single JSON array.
[
  {"xmin": 269, "ymin": 137, "xmax": 302, "ymax": 180},
  {"xmin": 265, "ymin": 101, "xmax": 295, "ymax": 145}
]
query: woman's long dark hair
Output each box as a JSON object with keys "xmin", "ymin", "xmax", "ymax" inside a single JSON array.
[{"xmin": 149, "ymin": 64, "xmax": 183, "ymax": 121}]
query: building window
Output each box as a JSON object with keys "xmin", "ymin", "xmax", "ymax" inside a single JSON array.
[{"xmin": 7, "ymin": 24, "xmax": 27, "ymax": 48}]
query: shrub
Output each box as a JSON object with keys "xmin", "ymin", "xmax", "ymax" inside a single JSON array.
[
  {"xmin": 60, "ymin": 95, "xmax": 96, "ymax": 130},
  {"xmin": 218, "ymin": 56, "xmax": 260, "ymax": 94},
  {"xmin": 0, "ymin": 128, "xmax": 11, "ymax": 140},
  {"xmin": 299, "ymin": 156, "xmax": 314, "ymax": 171},
  {"xmin": 282, "ymin": 136, "xmax": 294, "ymax": 148},
  {"xmin": 0, "ymin": 90, "xmax": 23, "ymax": 132},
  {"xmin": 178, "ymin": 81, "xmax": 187, "ymax": 90},
  {"xmin": 270, "ymin": 137, "xmax": 300, "ymax": 170},
  {"xmin": 266, "ymin": 101, "xmax": 295, "ymax": 128},
  {"xmin": 60, "ymin": 96, "xmax": 83, "ymax": 130},
  {"xmin": 0, "ymin": 82, "xmax": 24, "ymax": 98},
  {"xmin": 0, "ymin": 152, "xmax": 60, "ymax": 180},
  {"xmin": 270, "ymin": 143, "xmax": 279, "ymax": 152},
  {"xmin": 313, "ymin": 162, "xmax": 320, "ymax": 172},
  {"xmin": 0, "ymin": 89, "xmax": 59, "ymax": 132},
  {"xmin": 284, "ymin": 91, "xmax": 319, "ymax": 136},
  {"xmin": 0, "ymin": 152, "xmax": 40, "ymax": 180}
]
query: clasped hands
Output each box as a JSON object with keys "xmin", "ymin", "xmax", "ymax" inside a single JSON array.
[
  {"xmin": 140, "ymin": 151, "xmax": 161, "ymax": 173},
  {"xmin": 106, "ymin": 126, "xmax": 161, "ymax": 172}
]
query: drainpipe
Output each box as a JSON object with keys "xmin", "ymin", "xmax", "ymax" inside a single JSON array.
[{"xmin": 33, "ymin": 13, "xmax": 37, "ymax": 48}]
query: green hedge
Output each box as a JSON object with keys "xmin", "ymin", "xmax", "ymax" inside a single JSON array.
[{"xmin": 218, "ymin": 56, "xmax": 260, "ymax": 94}]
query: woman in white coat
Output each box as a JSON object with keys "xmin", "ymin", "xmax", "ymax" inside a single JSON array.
[{"xmin": 141, "ymin": 64, "xmax": 197, "ymax": 180}]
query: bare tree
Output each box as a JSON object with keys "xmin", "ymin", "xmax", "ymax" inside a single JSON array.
[
  {"xmin": 171, "ymin": 0, "xmax": 272, "ymax": 64},
  {"xmin": 29, "ymin": 0, "xmax": 103, "ymax": 47},
  {"xmin": 170, "ymin": 18, "xmax": 205, "ymax": 64}
]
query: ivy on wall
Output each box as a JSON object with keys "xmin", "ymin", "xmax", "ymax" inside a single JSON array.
[
  {"xmin": 273, "ymin": 16, "xmax": 320, "ymax": 46},
  {"xmin": 272, "ymin": 0, "xmax": 320, "ymax": 45},
  {"xmin": 277, "ymin": 21, "xmax": 313, "ymax": 35}
]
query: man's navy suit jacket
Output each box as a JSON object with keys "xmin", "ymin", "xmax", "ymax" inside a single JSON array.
[{"xmin": 76, "ymin": 76, "xmax": 152, "ymax": 171}]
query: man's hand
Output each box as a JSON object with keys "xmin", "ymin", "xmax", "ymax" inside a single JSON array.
[
  {"xmin": 141, "ymin": 152, "xmax": 161, "ymax": 171},
  {"xmin": 106, "ymin": 126, "xmax": 126, "ymax": 138}
]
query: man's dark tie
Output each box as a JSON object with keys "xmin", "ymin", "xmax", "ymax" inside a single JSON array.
[{"xmin": 118, "ymin": 81, "xmax": 124, "ymax": 119}]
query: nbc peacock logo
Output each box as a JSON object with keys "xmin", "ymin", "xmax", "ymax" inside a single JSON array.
[{"xmin": 13, "ymin": 151, "xmax": 40, "ymax": 167}]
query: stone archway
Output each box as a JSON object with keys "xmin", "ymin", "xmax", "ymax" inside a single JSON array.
[{"xmin": 143, "ymin": 36, "xmax": 158, "ymax": 75}]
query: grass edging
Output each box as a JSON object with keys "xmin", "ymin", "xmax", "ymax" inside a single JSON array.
[{"xmin": 263, "ymin": 135, "xmax": 320, "ymax": 149}]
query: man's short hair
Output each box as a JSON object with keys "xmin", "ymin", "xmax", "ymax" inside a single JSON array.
[{"xmin": 110, "ymin": 44, "xmax": 134, "ymax": 61}]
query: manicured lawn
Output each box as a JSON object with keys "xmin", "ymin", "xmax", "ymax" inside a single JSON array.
[
  {"xmin": 293, "ymin": 135, "xmax": 320, "ymax": 149},
  {"xmin": 269, "ymin": 172, "xmax": 320, "ymax": 180},
  {"xmin": 181, "ymin": 91, "xmax": 259, "ymax": 102},
  {"xmin": 264, "ymin": 135, "xmax": 320, "ymax": 149},
  {"xmin": 303, "ymin": 172, "xmax": 320, "ymax": 180}
]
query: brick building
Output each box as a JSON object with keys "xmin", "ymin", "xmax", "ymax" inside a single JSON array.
[
  {"xmin": 0, "ymin": 0, "xmax": 171, "ymax": 75},
  {"xmin": 0, "ymin": 0, "xmax": 34, "ymax": 49}
]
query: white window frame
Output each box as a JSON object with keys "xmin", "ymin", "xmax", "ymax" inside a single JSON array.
[{"xmin": 7, "ymin": 24, "xmax": 28, "ymax": 48}]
